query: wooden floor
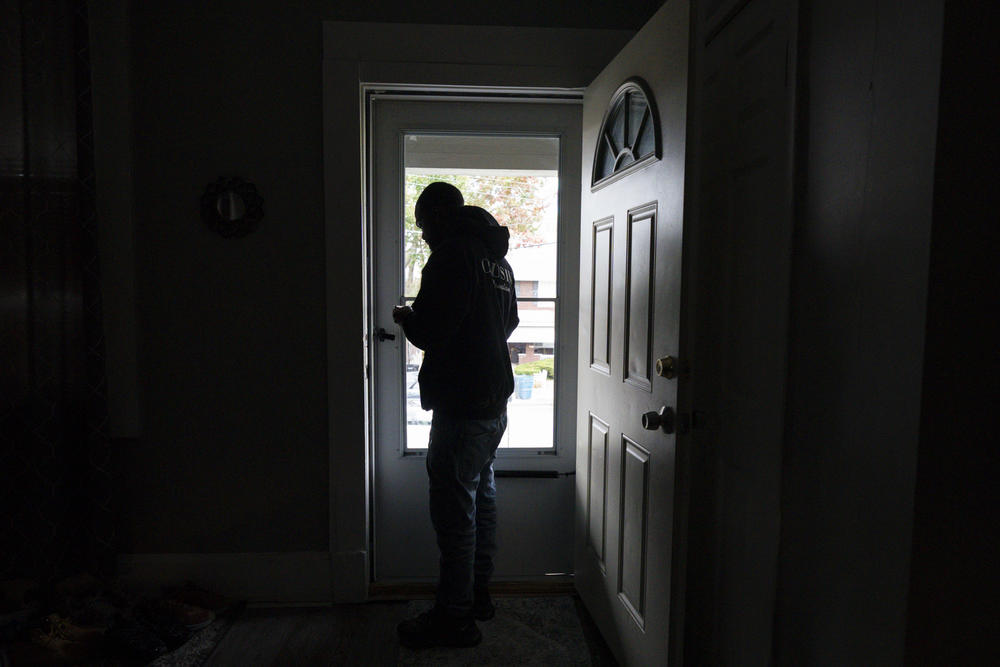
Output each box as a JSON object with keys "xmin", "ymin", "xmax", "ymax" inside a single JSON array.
[{"xmin": 203, "ymin": 596, "xmax": 617, "ymax": 666}]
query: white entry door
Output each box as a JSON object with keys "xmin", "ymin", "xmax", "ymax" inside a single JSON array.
[
  {"xmin": 370, "ymin": 96, "xmax": 583, "ymax": 583},
  {"xmin": 574, "ymin": 1, "xmax": 690, "ymax": 665}
]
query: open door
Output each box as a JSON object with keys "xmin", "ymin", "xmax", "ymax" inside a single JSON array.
[{"xmin": 574, "ymin": 1, "xmax": 690, "ymax": 664}]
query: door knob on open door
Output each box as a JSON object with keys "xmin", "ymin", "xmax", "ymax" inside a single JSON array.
[
  {"xmin": 642, "ymin": 406, "xmax": 676, "ymax": 434},
  {"xmin": 656, "ymin": 356, "xmax": 688, "ymax": 379}
]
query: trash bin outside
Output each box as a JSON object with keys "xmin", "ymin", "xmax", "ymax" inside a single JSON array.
[{"xmin": 514, "ymin": 373, "xmax": 533, "ymax": 399}]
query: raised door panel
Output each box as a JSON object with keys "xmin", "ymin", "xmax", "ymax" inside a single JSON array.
[
  {"xmin": 590, "ymin": 219, "xmax": 614, "ymax": 374},
  {"xmin": 588, "ymin": 413, "xmax": 610, "ymax": 568},
  {"xmin": 624, "ymin": 202, "xmax": 657, "ymax": 391},
  {"xmin": 618, "ymin": 435, "xmax": 651, "ymax": 629}
]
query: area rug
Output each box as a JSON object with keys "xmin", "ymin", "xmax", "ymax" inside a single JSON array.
[
  {"xmin": 398, "ymin": 597, "xmax": 591, "ymax": 666},
  {"xmin": 148, "ymin": 604, "xmax": 243, "ymax": 667}
]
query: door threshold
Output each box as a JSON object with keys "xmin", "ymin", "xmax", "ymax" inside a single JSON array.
[{"xmin": 369, "ymin": 578, "xmax": 575, "ymax": 600}]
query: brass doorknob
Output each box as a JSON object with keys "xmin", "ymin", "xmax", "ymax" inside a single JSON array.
[{"xmin": 656, "ymin": 356, "xmax": 677, "ymax": 379}]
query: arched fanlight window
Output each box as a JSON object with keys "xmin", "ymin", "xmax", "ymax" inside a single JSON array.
[{"xmin": 591, "ymin": 78, "xmax": 661, "ymax": 190}]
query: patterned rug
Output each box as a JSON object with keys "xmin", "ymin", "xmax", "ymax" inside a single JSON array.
[
  {"xmin": 149, "ymin": 604, "xmax": 243, "ymax": 667},
  {"xmin": 399, "ymin": 597, "xmax": 591, "ymax": 666}
]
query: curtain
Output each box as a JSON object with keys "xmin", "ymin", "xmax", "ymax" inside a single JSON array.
[{"xmin": 0, "ymin": 0, "xmax": 115, "ymax": 583}]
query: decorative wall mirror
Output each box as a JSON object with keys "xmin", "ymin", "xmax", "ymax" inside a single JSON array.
[
  {"xmin": 201, "ymin": 177, "xmax": 264, "ymax": 238},
  {"xmin": 591, "ymin": 77, "xmax": 661, "ymax": 190}
]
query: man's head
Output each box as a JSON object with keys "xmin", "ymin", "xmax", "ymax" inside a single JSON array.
[{"xmin": 415, "ymin": 182, "xmax": 463, "ymax": 233}]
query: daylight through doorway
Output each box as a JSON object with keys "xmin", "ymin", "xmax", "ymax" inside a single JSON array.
[{"xmin": 402, "ymin": 134, "xmax": 560, "ymax": 450}]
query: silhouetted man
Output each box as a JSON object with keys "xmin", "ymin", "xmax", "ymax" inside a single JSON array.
[{"xmin": 393, "ymin": 182, "xmax": 519, "ymax": 648}]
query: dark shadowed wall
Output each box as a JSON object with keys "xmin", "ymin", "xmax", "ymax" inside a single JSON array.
[
  {"xmin": 905, "ymin": 2, "xmax": 1000, "ymax": 664},
  {"xmin": 775, "ymin": 1, "xmax": 943, "ymax": 664}
]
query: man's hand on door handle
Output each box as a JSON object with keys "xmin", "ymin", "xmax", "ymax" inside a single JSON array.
[{"xmin": 392, "ymin": 305, "xmax": 413, "ymax": 324}]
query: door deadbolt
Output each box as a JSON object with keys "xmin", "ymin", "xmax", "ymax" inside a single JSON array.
[
  {"xmin": 642, "ymin": 406, "xmax": 676, "ymax": 434},
  {"xmin": 656, "ymin": 356, "xmax": 687, "ymax": 379}
]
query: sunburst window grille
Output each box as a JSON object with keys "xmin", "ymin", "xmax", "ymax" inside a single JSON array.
[{"xmin": 591, "ymin": 78, "xmax": 661, "ymax": 189}]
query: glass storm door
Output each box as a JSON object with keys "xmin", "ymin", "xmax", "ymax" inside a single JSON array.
[{"xmin": 370, "ymin": 96, "xmax": 582, "ymax": 583}]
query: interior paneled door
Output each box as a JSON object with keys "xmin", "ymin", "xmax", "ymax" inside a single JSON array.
[
  {"xmin": 574, "ymin": 1, "xmax": 689, "ymax": 665},
  {"xmin": 371, "ymin": 96, "xmax": 582, "ymax": 583}
]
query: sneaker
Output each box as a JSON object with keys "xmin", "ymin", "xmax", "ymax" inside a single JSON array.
[
  {"xmin": 163, "ymin": 581, "xmax": 235, "ymax": 614},
  {"xmin": 133, "ymin": 601, "xmax": 193, "ymax": 649},
  {"xmin": 42, "ymin": 613, "xmax": 106, "ymax": 643},
  {"xmin": 397, "ymin": 606, "xmax": 482, "ymax": 648},
  {"xmin": 0, "ymin": 579, "xmax": 41, "ymax": 608},
  {"xmin": 0, "ymin": 579, "xmax": 43, "ymax": 643},
  {"xmin": 105, "ymin": 621, "xmax": 168, "ymax": 662},
  {"xmin": 473, "ymin": 589, "xmax": 495, "ymax": 621},
  {"xmin": 28, "ymin": 627, "xmax": 101, "ymax": 663},
  {"xmin": 53, "ymin": 573, "xmax": 103, "ymax": 599},
  {"xmin": 148, "ymin": 598, "xmax": 215, "ymax": 631},
  {"xmin": 67, "ymin": 594, "xmax": 123, "ymax": 628}
]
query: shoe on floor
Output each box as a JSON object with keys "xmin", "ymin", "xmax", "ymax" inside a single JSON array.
[
  {"xmin": 473, "ymin": 589, "xmax": 495, "ymax": 621},
  {"xmin": 148, "ymin": 598, "xmax": 215, "ymax": 631},
  {"xmin": 397, "ymin": 606, "xmax": 482, "ymax": 649},
  {"xmin": 8, "ymin": 635, "xmax": 94, "ymax": 665},
  {"xmin": 0, "ymin": 580, "xmax": 43, "ymax": 643},
  {"xmin": 28, "ymin": 626, "xmax": 102, "ymax": 663},
  {"xmin": 65, "ymin": 594, "xmax": 122, "ymax": 628},
  {"xmin": 42, "ymin": 613, "xmax": 106, "ymax": 643},
  {"xmin": 133, "ymin": 602, "xmax": 193, "ymax": 649},
  {"xmin": 105, "ymin": 621, "xmax": 168, "ymax": 662},
  {"xmin": 53, "ymin": 573, "xmax": 103, "ymax": 599},
  {"xmin": 163, "ymin": 581, "xmax": 235, "ymax": 614}
]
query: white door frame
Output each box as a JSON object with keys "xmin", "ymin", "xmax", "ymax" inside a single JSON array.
[
  {"xmin": 322, "ymin": 21, "xmax": 634, "ymax": 602},
  {"xmin": 365, "ymin": 91, "xmax": 584, "ymax": 584}
]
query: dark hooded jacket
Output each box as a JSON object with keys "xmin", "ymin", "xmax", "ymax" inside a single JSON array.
[{"xmin": 402, "ymin": 205, "xmax": 519, "ymax": 419}]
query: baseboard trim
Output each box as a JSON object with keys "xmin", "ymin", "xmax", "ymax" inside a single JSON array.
[
  {"xmin": 116, "ymin": 551, "xmax": 333, "ymax": 603},
  {"xmin": 330, "ymin": 549, "xmax": 368, "ymax": 603},
  {"xmin": 369, "ymin": 578, "xmax": 576, "ymax": 600}
]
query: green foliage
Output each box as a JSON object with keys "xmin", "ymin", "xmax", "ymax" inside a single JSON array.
[
  {"xmin": 513, "ymin": 358, "xmax": 555, "ymax": 379},
  {"xmin": 403, "ymin": 172, "xmax": 552, "ymax": 297}
]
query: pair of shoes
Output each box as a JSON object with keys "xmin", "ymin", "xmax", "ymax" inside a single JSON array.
[
  {"xmin": 53, "ymin": 573, "xmax": 103, "ymax": 600},
  {"xmin": 28, "ymin": 620, "xmax": 104, "ymax": 663},
  {"xmin": 42, "ymin": 613, "xmax": 106, "ymax": 643},
  {"xmin": 0, "ymin": 579, "xmax": 43, "ymax": 643},
  {"xmin": 163, "ymin": 581, "xmax": 235, "ymax": 614},
  {"xmin": 0, "ymin": 579, "xmax": 41, "ymax": 609},
  {"xmin": 147, "ymin": 597, "xmax": 215, "ymax": 631},
  {"xmin": 397, "ymin": 605, "xmax": 482, "ymax": 648},
  {"xmin": 13, "ymin": 633, "xmax": 96, "ymax": 665},
  {"xmin": 473, "ymin": 589, "xmax": 495, "ymax": 621},
  {"xmin": 133, "ymin": 601, "xmax": 193, "ymax": 649},
  {"xmin": 105, "ymin": 620, "xmax": 168, "ymax": 662},
  {"xmin": 62, "ymin": 593, "xmax": 122, "ymax": 628}
]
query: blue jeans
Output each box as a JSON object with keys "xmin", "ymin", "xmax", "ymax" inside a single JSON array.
[{"xmin": 426, "ymin": 411, "xmax": 507, "ymax": 618}]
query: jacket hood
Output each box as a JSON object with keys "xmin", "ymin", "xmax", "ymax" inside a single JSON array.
[{"xmin": 453, "ymin": 205, "xmax": 510, "ymax": 258}]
